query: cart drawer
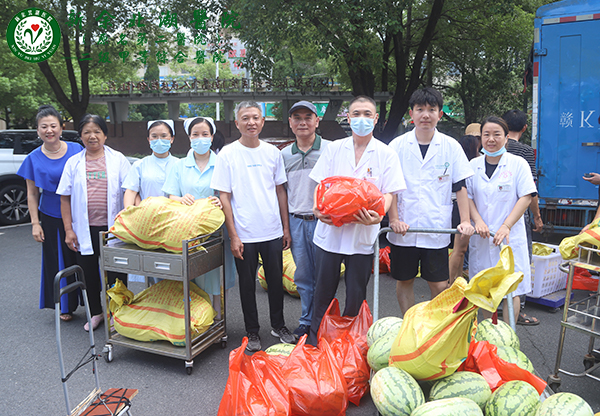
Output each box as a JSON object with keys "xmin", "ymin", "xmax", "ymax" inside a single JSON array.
[
  {"xmin": 143, "ymin": 256, "xmax": 183, "ymax": 276},
  {"xmin": 104, "ymin": 251, "xmax": 141, "ymax": 271}
]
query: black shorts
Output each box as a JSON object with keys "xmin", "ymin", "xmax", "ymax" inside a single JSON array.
[{"xmin": 389, "ymin": 244, "xmax": 449, "ymax": 282}]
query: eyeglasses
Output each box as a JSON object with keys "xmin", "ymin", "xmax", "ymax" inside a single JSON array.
[{"xmin": 150, "ymin": 134, "xmax": 171, "ymax": 140}]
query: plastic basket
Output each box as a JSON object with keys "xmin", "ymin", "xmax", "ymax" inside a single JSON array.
[{"xmin": 530, "ymin": 243, "xmax": 568, "ymax": 298}]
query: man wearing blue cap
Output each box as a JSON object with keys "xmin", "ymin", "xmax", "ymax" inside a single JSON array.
[{"xmin": 281, "ymin": 101, "xmax": 330, "ymax": 340}]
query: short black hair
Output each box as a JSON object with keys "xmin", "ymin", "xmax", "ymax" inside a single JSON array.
[
  {"xmin": 481, "ymin": 116, "xmax": 509, "ymax": 136},
  {"xmin": 349, "ymin": 95, "xmax": 376, "ymax": 109},
  {"xmin": 78, "ymin": 114, "xmax": 108, "ymax": 136},
  {"xmin": 501, "ymin": 109, "xmax": 527, "ymax": 132},
  {"xmin": 409, "ymin": 87, "xmax": 443, "ymax": 110},
  {"xmin": 148, "ymin": 120, "xmax": 174, "ymax": 136},
  {"xmin": 458, "ymin": 135, "xmax": 480, "ymax": 161},
  {"xmin": 36, "ymin": 105, "xmax": 62, "ymax": 127},
  {"xmin": 211, "ymin": 130, "xmax": 225, "ymax": 153}
]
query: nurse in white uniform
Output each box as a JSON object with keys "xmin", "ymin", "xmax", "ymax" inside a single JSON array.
[
  {"xmin": 467, "ymin": 116, "xmax": 537, "ymax": 324},
  {"xmin": 122, "ymin": 120, "xmax": 178, "ymax": 208},
  {"xmin": 162, "ymin": 116, "xmax": 235, "ymax": 317}
]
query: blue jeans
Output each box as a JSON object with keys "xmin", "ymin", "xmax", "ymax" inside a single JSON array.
[{"xmin": 289, "ymin": 214, "xmax": 317, "ymax": 326}]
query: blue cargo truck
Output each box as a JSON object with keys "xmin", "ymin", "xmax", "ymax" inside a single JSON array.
[{"xmin": 534, "ymin": 0, "xmax": 600, "ymax": 234}]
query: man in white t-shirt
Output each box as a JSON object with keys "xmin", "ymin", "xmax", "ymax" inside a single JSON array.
[
  {"xmin": 308, "ymin": 96, "xmax": 406, "ymax": 346},
  {"xmin": 211, "ymin": 101, "xmax": 294, "ymax": 352}
]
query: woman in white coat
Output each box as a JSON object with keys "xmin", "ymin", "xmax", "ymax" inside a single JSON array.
[
  {"xmin": 57, "ymin": 114, "xmax": 130, "ymax": 331},
  {"xmin": 467, "ymin": 116, "xmax": 538, "ymax": 325}
]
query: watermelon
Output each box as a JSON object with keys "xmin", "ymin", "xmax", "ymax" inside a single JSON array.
[
  {"xmin": 370, "ymin": 366, "xmax": 425, "ymax": 416},
  {"xmin": 367, "ymin": 316, "xmax": 403, "ymax": 347},
  {"xmin": 429, "ymin": 371, "xmax": 491, "ymax": 410},
  {"xmin": 485, "ymin": 380, "xmax": 540, "ymax": 416},
  {"xmin": 411, "ymin": 397, "xmax": 483, "ymax": 416},
  {"xmin": 496, "ymin": 345, "xmax": 534, "ymax": 373},
  {"xmin": 367, "ymin": 332, "xmax": 395, "ymax": 372},
  {"xmin": 475, "ymin": 318, "xmax": 520, "ymax": 350},
  {"xmin": 536, "ymin": 392, "xmax": 594, "ymax": 416},
  {"xmin": 265, "ymin": 343, "xmax": 295, "ymax": 356}
]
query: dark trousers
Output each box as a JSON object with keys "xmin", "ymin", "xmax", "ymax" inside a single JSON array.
[
  {"xmin": 234, "ymin": 238, "xmax": 284, "ymax": 333},
  {"xmin": 308, "ymin": 246, "xmax": 373, "ymax": 346},
  {"xmin": 40, "ymin": 212, "xmax": 79, "ymax": 312},
  {"xmin": 76, "ymin": 226, "xmax": 126, "ymax": 316}
]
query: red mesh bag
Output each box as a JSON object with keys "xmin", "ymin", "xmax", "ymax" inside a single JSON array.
[{"xmin": 316, "ymin": 176, "xmax": 385, "ymax": 227}]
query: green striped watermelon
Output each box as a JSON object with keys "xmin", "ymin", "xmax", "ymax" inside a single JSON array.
[
  {"xmin": 485, "ymin": 380, "xmax": 540, "ymax": 416},
  {"xmin": 367, "ymin": 332, "xmax": 395, "ymax": 372},
  {"xmin": 370, "ymin": 366, "xmax": 425, "ymax": 416},
  {"xmin": 367, "ymin": 316, "xmax": 403, "ymax": 347},
  {"xmin": 265, "ymin": 343, "xmax": 295, "ymax": 356},
  {"xmin": 429, "ymin": 371, "xmax": 491, "ymax": 410},
  {"xmin": 475, "ymin": 318, "xmax": 520, "ymax": 350},
  {"xmin": 496, "ymin": 345, "xmax": 534, "ymax": 373},
  {"xmin": 536, "ymin": 392, "xmax": 594, "ymax": 416},
  {"xmin": 411, "ymin": 397, "xmax": 483, "ymax": 416}
]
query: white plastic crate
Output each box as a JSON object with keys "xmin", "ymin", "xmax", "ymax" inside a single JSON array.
[{"xmin": 529, "ymin": 243, "xmax": 568, "ymax": 298}]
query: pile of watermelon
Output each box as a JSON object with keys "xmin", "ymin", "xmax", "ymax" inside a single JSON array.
[{"xmin": 367, "ymin": 316, "xmax": 595, "ymax": 416}]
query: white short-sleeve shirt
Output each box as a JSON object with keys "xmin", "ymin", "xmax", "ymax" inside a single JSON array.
[
  {"xmin": 387, "ymin": 129, "xmax": 474, "ymax": 249},
  {"xmin": 309, "ymin": 137, "xmax": 406, "ymax": 255},
  {"xmin": 210, "ymin": 140, "xmax": 287, "ymax": 243}
]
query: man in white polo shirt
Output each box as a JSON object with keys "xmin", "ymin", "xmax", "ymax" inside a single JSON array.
[
  {"xmin": 308, "ymin": 95, "xmax": 406, "ymax": 346},
  {"xmin": 211, "ymin": 101, "xmax": 294, "ymax": 352},
  {"xmin": 281, "ymin": 100, "xmax": 330, "ymax": 340}
]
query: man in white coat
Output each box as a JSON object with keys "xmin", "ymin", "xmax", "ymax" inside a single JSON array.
[
  {"xmin": 387, "ymin": 88, "xmax": 474, "ymax": 315},
  {"xmin": 308, "ymin": 96, "xmax": 406, "ymax": 346}
]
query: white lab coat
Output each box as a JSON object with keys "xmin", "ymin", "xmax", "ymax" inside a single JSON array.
[
  {"xmin": 57, "ymin": 146, "xmax": 130, "ymax": 255},
  {"xmin": 467, "ymin": 153, "xmax": 537, "ymax": 296},
  {"xmin": 387, "ymin": 129, "xmax": 474, "ymax": 249}
]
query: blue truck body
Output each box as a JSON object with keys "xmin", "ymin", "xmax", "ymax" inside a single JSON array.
[{"xmin": 534, "ymin": 0, "xmax": 600, "ymax": 234}]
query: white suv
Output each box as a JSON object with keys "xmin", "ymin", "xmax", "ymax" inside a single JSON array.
[{"xmin": 0, "ymin": 130, "xmax": 81, "ymax": 225}]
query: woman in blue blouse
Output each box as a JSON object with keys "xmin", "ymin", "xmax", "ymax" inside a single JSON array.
[
  {"xmin": 17, "ymin": 105, "xmax": 84, "ymax": 321},
  {"xmin": 162, "ymin": 116, "xmax": 236, "ymax": 316}
]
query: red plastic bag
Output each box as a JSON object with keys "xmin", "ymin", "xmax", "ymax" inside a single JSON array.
[
  {"xmin": 324, "ymin": 331, "xmax": 370, "ymax": 406},
  {"xmin": 217, "ymin": 337, "xmax": 291, "ymax": 416},
  {"xmin": 316, "ymin": 176, "xmax": 385, "ymax": 227},
  {"xmin": 317, "ymin": 298, "xmax": 373, "ymax": 357},
  {"xmin": 372, "ymin": 246, "xmax": 391, "ymax": 274},
  {"xmin": 572, "ymin": 267, "xmax": 600, "ymax": 291},
  {"xmin": 282, "ymin": 335, "xmax": 348, "ymax": 416},
  {"xmin": 458, "ymin": 340, "xmax": 547, "ymax": 395}
]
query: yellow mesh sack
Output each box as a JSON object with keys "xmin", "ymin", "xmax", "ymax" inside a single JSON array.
[
  {"xmin": 559, "ymin": 218, "xmax": 600, "ymax": 259},
  {"xmin": 109, "ymin": 196, "xmax": 224, "ymax": 253},
  {"xmin": 389, "ymin": 246, "xmax": 523, "ymax": 381},
  {"xmin": 257, "ymin": 249, "xmax": 346, "ymax": 297},
  {"xmin": 107, "ymin": 279, "xmax": 216, "ymax": 346}
]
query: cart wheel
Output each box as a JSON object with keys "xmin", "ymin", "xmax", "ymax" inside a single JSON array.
[
  {"xmin": 584, "ymin": 357, "xmax": 595, "ymax": 371},
  {"xmin": 550, "ymin": 307, "xmax": 560, "ymax": 313},
  {"xmin": 103, "ymin": 345, "xmax": 113, "ymax": 363},
  {"xmin": 185, "ymin": 360, "xmax": 193, "ymax": 375},
  {"xmin": 547, "ymin": 374, "xmax": 561, "ymax": 392},
  {"xmin": 220, "ymin": 340, "xmax": 227, "ymax": 349}
]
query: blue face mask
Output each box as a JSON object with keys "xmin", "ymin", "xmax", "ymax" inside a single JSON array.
[
  {"xmin": 190, "ymin": 137, "xmax": 212, "ymax": 155},
  {"xmin": 149, "ymin": 138, "xmax": 171, "ymax": 154},
  {"xmin": 350, "ymin": 117, "xmax": 375, "ymax": 136},
  {"xmin": 482, "ymin": 146, "xmax": 507, "ymax": 157}
]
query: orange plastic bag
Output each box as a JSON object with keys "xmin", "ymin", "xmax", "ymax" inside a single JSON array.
[
  {"xmin": 316, "ymin": 176, "xmax": 385, "ymax": 227},
  {"xmin": 324, "ymin": 332, "xmax": 370, "ymax": 406},
  {"xmin": 458, "ymin": 340, "xmax": 547, "ymax": 395},
  {"xmin": 281, "ymin": 335, "xmax": 347, "ymax": 416},
  {"xmin": 372, "ymin": 246, "xmax": 391, "ymax": 274},
  {"xmin": 317, "ymin": 298, "xmax": 373, "ymax": 357},
  {"xmin": 572, "ymin": 267, "xmax": 600, "ymax": 291},
  {"xmin": 217, "ymin": 337, "xmax": 291, "ymax": 416}
]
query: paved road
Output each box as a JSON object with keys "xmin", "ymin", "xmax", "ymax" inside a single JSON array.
[{"xmin": 1, "ymin": 224, "xmax": 599, "ymax": 414}]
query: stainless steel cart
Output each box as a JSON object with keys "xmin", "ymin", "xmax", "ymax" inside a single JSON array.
[
  {"xmin": 100, "ymin": 229, "xmax": 227, "ymax": 375},
  {"xmin": 548, "ymin": 244, "xmax": 600, "ymax": 391}
]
